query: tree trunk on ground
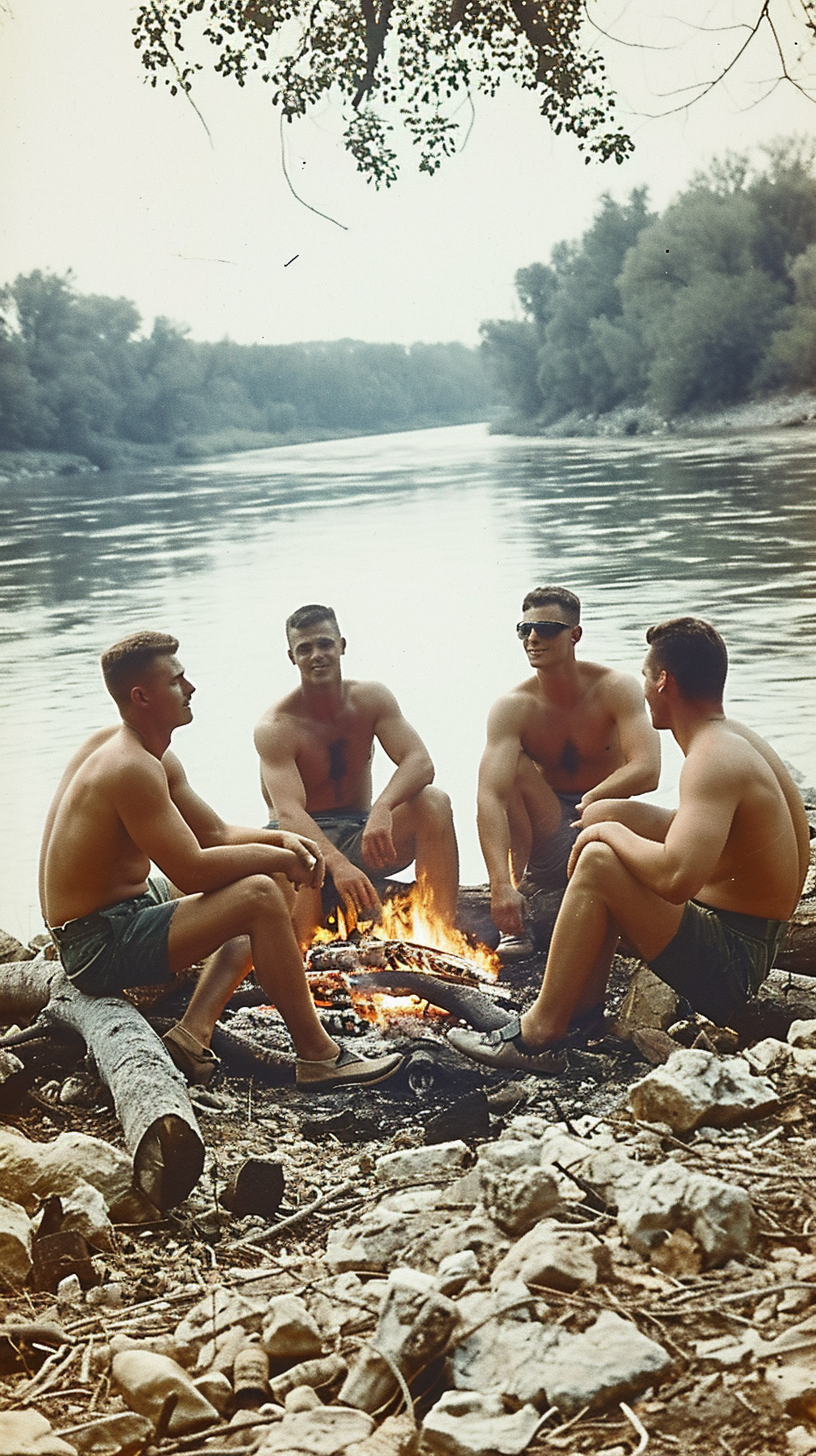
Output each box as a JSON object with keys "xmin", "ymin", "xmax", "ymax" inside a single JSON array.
[{"xmin": 0, "ymin": 955, "xmax": 204, "ymax": 1211}]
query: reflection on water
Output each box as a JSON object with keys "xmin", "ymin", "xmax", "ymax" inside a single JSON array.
[{"xmin": 1, "ymin": 423, "xmax": 814, "ymax": 939}]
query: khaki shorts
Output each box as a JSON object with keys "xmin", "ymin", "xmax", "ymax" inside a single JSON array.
[{"xmin": 649, "ymin": 899, "xmax": 785, "ymax": 1027}]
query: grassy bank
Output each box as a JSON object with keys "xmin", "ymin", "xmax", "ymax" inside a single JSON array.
[{"xmin": 0, "ymin": 416, "xmax": 489, "ymax": 484}]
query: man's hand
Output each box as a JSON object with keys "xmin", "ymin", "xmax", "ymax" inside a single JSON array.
[
  {"xmin": 331, "ymin": 857, "xmax": 383, "ymax": 927},
  {"xmin": 490, "ymin": 884, "xmax": 528, "ymax": 937},
  {"xmin": 361, "ymin": 804, "xmax": 397, "ymax": 870},
  {"xmin": 271, "ymin": 830, "xmax": 324, "ymax": 889}
]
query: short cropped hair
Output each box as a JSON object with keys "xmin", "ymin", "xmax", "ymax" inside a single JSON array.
[
  {"xmin": 521, "ymin": 586, "xmax": 581, "ymax": 623},
  {"xmin": 646, "ymin": 618, "xmax": 728, "ymax": 700},
  {"xmin": 285, "ymin": 604, "xmax": 341, "ymax": 643},
  {"xmin": 101, "ymin": 631, "xmax": 179, "ymax": 705}
]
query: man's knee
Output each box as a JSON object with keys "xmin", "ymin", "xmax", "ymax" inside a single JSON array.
[
  {"xmin": 571, "ymin": 841, "xmax": 620, "ymax": 889},
  {"xmin": 415, "ymin": 785, "xmax": 453, "ymax": 828},
  {"xmin": 234, "ymin": 874, "xmax": 291, "ymax": 926}
]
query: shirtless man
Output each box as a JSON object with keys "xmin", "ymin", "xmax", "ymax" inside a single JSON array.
[
  {"xmin": 451, "ymin": 617, "xmax": 811, "ymax": 1070},
  {"xmin": 40, "ymin": 631, "xmax": 403, "ymax": 1090},
  {"xmin": 477, "ymin": 586, "xmax": 660, "ymax": 954},
  {"xmin": 254, "ymin": 604, "xmax": 459, "ymax": 946}
]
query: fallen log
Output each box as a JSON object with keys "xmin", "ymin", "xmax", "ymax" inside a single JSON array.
[{"xmin": 0, "ymin": 955, "xmax": 204, "ymax": 1211}]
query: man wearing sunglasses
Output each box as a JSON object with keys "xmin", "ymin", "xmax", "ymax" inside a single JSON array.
[
  {"xmin": 253, "ymin": 604, "xmax": 459, "ymax": 947},
  {"xmin": 477, "ymin": 586, "xmax": 660, "ymax": 958},
  {"xmin": 453, "ymin": 617, "xmax": 809, "ymax": 1071}
]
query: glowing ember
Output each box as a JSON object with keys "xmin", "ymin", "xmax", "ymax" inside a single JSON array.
[{"xmin": 306, "ymin": 882, "xmax": 501, "ymax": 1027}]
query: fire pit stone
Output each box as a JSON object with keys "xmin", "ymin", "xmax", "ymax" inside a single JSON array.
[{"xmin": 375, "ymin": 1140, "xmax": 471, "ymax": 1188}]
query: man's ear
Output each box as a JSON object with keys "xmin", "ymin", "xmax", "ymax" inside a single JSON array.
[
  {"xmin": 656, "ymin": 669, "xmax": 669, "ymax": 694},
  {"xmin": 572, "ymin": 624, "xmax": 583, "ymax": 643},
  {"xmin": 131, "ymin": 683, "xmax": 149, "ymax": 707},
  {"xmin": 339, "ymin": 637, "xmax": 346, "ymax": 655},
  {"xmin": 287, "ymin": 648, "xmax": 295, "ymax": 666}
]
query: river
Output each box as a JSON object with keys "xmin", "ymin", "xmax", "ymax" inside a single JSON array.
[{"xmin": 1, "ymin": 421, "xmax": 814, "ymax": 942}]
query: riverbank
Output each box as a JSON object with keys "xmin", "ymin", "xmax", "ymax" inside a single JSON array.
[
  {"xmin": 491, "ymin": 389, "xmax": 816, "ymax": 441},
  {"xmin": 0, "ymin": 415, "xmax": 491, "ymax": 484}
]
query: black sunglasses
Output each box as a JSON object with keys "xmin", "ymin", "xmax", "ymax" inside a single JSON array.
[{"xmin": 517, "ymin": 620, "xmax": 574, "ymax": 640}]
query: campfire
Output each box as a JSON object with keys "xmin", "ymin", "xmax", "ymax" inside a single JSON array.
[{"xmin": 305, "ymin": 885, "xmax": 508, "ymax": 1032}]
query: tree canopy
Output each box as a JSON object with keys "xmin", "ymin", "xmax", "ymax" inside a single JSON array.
[
  {"xmin": 481, "ymin": 139, "xmax": 816, "ymax": 424},
  {"xmin": 133, "ymin": 0, "xmax": 635, "ymax": 185},
  {"xmin": 132, "ymin": 2, "xmax": 816, "ymax": 185},
  {"xmin": 0, "ymin": 271, "xmax": 491, "ymax": 465}
]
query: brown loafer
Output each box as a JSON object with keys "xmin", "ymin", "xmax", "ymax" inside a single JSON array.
[
  {"xmin": 162, "ymin": 1024, "xmax": 220, "ymax": 1085},
  {"xmin": 296, "ymin": 1046, "xmax": 405, "ymax": 1091}
]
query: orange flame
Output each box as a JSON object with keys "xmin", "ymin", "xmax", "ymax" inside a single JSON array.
[{"xmin": 308, "ymin": 881, "xmax": 499, "ymax": 1027}]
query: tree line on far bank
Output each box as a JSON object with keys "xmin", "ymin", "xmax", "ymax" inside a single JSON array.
[
  {"xmin": 0, "ymin": 271, "xmax": 491, "ymax": 468},
  {"xmin": 480, "ymin": 139, "xmax": 816, "ymax": 429}
]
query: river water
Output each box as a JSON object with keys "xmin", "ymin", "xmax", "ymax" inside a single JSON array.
[{"xmin": 1, "ymin": 421, "xmax": 814, "ymax": 942}]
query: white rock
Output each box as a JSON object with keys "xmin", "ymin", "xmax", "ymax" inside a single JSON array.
[
  {"xmin": 112, "ymin": 1350, "xmax": 221, "ymax": 1435},
  {"xmin": 538, "ymin": 1309, "xmax": 671, "ymax": 1413},
  {"xmin": 193, "ymin": 1369, "xmax": 233, "ymax": 1413},
  {"xmin": 476, "ymin": 1140, "xmax": 540, "ymax": 1172},
  {"xmin": 256, "ymin": 1407, "xmax": 375, "ymax": 1454},
  {"xmin": 56, "ymin": 1274, "xmax": 83, "ymax": 1306},
  {"xmin": 629, "ymin": 1049, "xmax": 779, "ymax": 1132},
  {"xmin": 375, "ymin": 1142, "xmax": 471, "ymax": 1187},
  {"xmin": 741, "ymin": 1038, "xmax": 793, "ymax": 1073},
  {"xmin": 491, "ymin": 1222, "xmax": 611, "ymax": 1291},
  {"xmin": 0, "ymin": 1128, "xmax": 137, "ymax": 1215},
  {"xmin": 787, "ymin": 1425, "xmax": 816, "ymax": 1454},
  {"xmin": 791, "ymin": 1048, "xmax": 816, "ymax": 1079},
  {"xmin": 174, "ymin": 1287, "xmax": 266, "ymax": 1364},
  {"xmin": 766, "ymin": 1363, "xmax": 816, "ymax": 1418},
  {"xmin": 326, "ymin": 1209, "xmax": 438, "ymax": 1273},
  {"xmin": 0, "ymin": 1410, "xmax": 78, "ymax": 1455},
  {"xmin": 435, "ymin": 1250, "xmax": 479, "ymax": 1296},
  {"xmin": 789, "ymin": 1019, "xmax": 816, "ymax": 1049},
  {"xmin": 70, "ymin": 1411, "xmax": 153, "ymax": 1454},
  {"xmin": 60, "ymin": 1180, "xmax": 115, "ymax": 1252},
  {"xmin": 420, "ymin": 1390, "xmax": 541, "ymax": 1456},
  {"xmin": 618, "ymin": 1159, "xmax": 756, "ymax": 1267},
  {"xmin": 479, "ymin": 1165, "xmax": 560, "ymax": 1236},
  {"xmin": 0, "ymin": 1194, "xmax": 33, "ymax": 1286},
  {"xmin": 449, "ymin": 1284, "xmax": 559, "ymax": 1405},
  {"xmin": 340, "ymin": 1268, "xmax": 457, "ymax": 1413},
  {"xmin": 261, "ymin": 1295, "xmax": 323, "ymax": 1361},
  {"xmin": 285, "ymin": 1387, "xmax": 322, "ymax": 1412}
]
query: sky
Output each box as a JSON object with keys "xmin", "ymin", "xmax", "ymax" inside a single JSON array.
[{"xmin": 1, "ymin": 1, "xmax": 815, "ymax": 348}]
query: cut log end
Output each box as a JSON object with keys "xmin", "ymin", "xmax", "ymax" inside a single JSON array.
[{"xmin": 133, "ymin": 1114, "xmax": 205, "ymax": 1211}]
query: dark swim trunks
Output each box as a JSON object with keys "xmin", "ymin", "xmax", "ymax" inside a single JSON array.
[
  {"xmin": 267, "ymin": 813, "xmax": 413, "ymax": 916},
  {"xmin": 648, "ymin": 899, "xmax": 786, "ymax": 1027},
  {"xmin": 524, "ymin": 792, "xmax": 583, "ymax": 892},
  {"xmin": 48, "ymin": 877, "xmax": 179, "ymax": 997}
]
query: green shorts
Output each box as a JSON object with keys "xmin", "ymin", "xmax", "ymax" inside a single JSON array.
[
  {"xmin": 648, "ymin": 899, "xmax": 785, "ymax": 1027},
  {"xmin": 49, "ymin": 878, "xmax": 178, "ymax": 996}
]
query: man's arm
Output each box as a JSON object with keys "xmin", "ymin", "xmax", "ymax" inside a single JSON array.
[
  {"xmin": 578, "ymin": 673, "xmax": 661, "ymax": 812},
  {"xmin": 164, "ymin": 751, "xmax": 323, "ymax": 887},
  {"xmin": 255, "ymin": 715, "xmax": 383, "ymax": 919},
  {"xmin": 113, "ymin": 754, "xmax": 314, "ymax": 896},
  {"xmin": 570, "ymin": 747, "xmax": 739, "ymax": 904},
  {"xmin": 362, "ymin": 687, "xmax": 434, "ymax": 869},
  {"xmin": 477, "ymin": 697, "xmax": 528, "ymax": 935}
]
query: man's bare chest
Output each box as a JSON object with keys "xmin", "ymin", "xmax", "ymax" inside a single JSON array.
[
  {"xmin": 521, "ymin": 700, "xmax": 619, "ymax": 773},
  {"xmin": 295, "ymin": 720, "xmax": 374, "ymax": 791}
]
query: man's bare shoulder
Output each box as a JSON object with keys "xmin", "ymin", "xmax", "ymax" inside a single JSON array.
[
  {"xmin": 345, "ymin": 679, "xmax": 401, "ymax": 714},
  {"xmin": 254, "ymin": 694, "xmax": 304, "ymax": 752},
  {"xmin": 585, "ymin": 662, "xmax": 648, "ymax": 712},
  {"xmin": 487, "ymin": 681, "xmax": 539, "ymax": 731}
]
